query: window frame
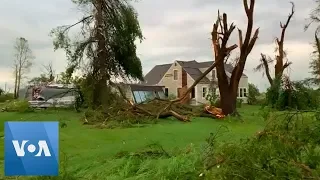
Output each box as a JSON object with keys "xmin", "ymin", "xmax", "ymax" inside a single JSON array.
[
  {"xmin": 243, "ymin": 88, "xmax": 247, "ymax": 97},
  {"xmin": 212, "ymin": 69, "xmax": 216, "ymax": 80},
  {"xmin": 238, "ymin": 87, "xmax": 248, "ymax": 98},
  {"xmin": 173, "ymin": 69, "xmax": 178, "ymax": 80},
  {"xmin": 191, "ymin": 87, "xmax": 195, "ymax": 99},
  {"xmin": 164, "ymin": 88, "xmax": 169, "ymax": 97},
  {"xmin": 202, "ymin": 87, "xmax": 208, "ymax": 98}
]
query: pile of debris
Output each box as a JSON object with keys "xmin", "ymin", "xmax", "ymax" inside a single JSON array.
[{"xmin": 83, "ymin": 96, "xmax": 226, "ymax": 126}]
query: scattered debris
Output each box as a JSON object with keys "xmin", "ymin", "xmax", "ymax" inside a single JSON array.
[{"xmin": 204, "ymin": 105, "xmax": 225, "ymax": 119}]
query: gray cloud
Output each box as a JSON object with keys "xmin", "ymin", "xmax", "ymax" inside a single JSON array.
[{"xmin": 0, "ymin": 0, "xmax": 317, "ymax": 92}]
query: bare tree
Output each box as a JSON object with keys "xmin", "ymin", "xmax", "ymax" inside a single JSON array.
[
  {"xmin": 13, "ymin": 37, "xmax": 34, "ymax": 98},
  {"xmin": 255, "ymin": 2, "xmax": 295, "ymax": 85},
  {"xmin": 211, "ymin": 0, "xmax": 259, "ymax": 115},
  {"xmin": 42, "ymin": 61, "xmax": 55, "ymax": 82}
]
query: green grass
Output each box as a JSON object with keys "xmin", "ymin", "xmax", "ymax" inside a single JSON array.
[{"xmin": 0, "ymin": 105, "xmax": 265, "ymax": 179}]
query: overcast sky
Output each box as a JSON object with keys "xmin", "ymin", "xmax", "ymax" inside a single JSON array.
[{"xmin": 0, "ymin": 0, "xmax": 317, "ymax": 92}]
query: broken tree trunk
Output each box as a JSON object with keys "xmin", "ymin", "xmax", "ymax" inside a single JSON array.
[
  {"xmin": 211, "ymin": 0, "xmax": 259, "ymax": 115},
  {"xmin": 256, "ymin": 2, "xmax": 295, "ymax": 86},
  {"xmin": 275, "ymin": 2, "xmax": 295, "ymax": 78}
]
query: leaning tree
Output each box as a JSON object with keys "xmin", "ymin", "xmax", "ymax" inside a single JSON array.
[
  {"xmin": 255, "ymin": 2, "xmax": 295, "ymax": 85},
  {"xmin": 50, "ymin": 0, "xmax": 144, "ymax": 108},
  {"xmin": 211, "ymin": 0, "xmax": 259, "ymax": 115}
]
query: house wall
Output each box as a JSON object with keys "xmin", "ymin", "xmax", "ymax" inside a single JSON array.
[
  {"xmin": 238, "ymin": 76, "xmax": 249, "ymax": 103},
  {"xmin": 199, "ymin": 68, "xmax": 217, "ymax": 81},
  {"xmin": 111, "ymin": 85, "xmax": 134, "ymax": 102},
  {"xmin": 187, "ymin": 73, "xmax": 197, "ymax": 105},
  {"xmin": 155, "ymin": 61, "xmax": 249, "ymax": 105},
  {"xmin": 157, "ymin": 61, "xmax": 182, "ymax": 98},
  {"xmin": 215, "ymin": 77, "xmax": 248, "ymax": 102},
  {"xmin": 195, "ymin": 84, "xmax": 210, "ymax": 105}
]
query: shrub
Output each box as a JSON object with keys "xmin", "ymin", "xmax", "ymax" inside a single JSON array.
[
  {"xmin": 236, "ymin": 98, "xmax": 243, "ymax": 108},
  {"xmin": 266, "ymin": 76, "xmax": 320, "ymax": 111},
  {"xmin": 202, "ymin": 111, "xmax": 320, "ymax": 179},
  {"xmin": 0, "ymin": 93, "xmax": 14, "ymax": 102},
  {"xmin": 206, "ymin": 90, "xmax": 219, "ymax": 106},
  {"xmin": 2, "ymin": 100, "xmax": 33, "ymax": 113},
  {"xmin": 247, "ymin": 83, "xmax": 260, "ymax": 105}
]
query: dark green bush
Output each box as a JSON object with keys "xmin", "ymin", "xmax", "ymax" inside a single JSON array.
[
  {"xmin": 0, "ymin": 93, "xmax": 14, "ymax": 102},
  {"xmin": 236, "ymin": 98, "xmax": 243, "ymax": 108},
  {"xmin": 267, "ymin": 77, "xmax": 320, "ymax": 110},
  {"xmin": 206, "ymin": 90, "xmax": 219, "ymax": 106},
  {"xmin": 247, "ymin": 83, "xmax": 260, "ymax": 105}
]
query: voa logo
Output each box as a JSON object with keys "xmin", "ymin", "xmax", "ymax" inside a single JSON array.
[
  {"xmin": 5, "ymin": 122, "xmax": 59, "ymax": 176},
  {"xmin": 12, "ymin": 140, "xmax": 51, "ymax": 157}
]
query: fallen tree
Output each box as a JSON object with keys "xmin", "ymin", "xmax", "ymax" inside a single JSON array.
[{"xmin": 82, "ymin": 63, "xmax": 229, "ymax": 126}]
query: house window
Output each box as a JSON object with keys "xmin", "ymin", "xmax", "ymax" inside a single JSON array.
[
  {"xmin": 132, "ymin": 91, "xmax": 157, "ymax": 103},
  {"xmin": 238, "ymin": 88, "xmax": 247, "ymax": 97},
  {"xmin": 164, "ymin": 88, "xmax": 169, "ymax": 97},
  {"xmin": 191, "ymin": 87, "xmax": 195, "ymax": 98},
  {"xmin": 202, "ymin": 87, "xmax": 207, "ymax": 98},
  {"xmin": 212, "ymin": 70, "xmax": 216, "ymax": 80},
  {"xmin": 243, "ymin": 88, "xmax": 247, "ymax": 97},
  {"xmin": 173, "ymin": 70, "xmax": 178, "ymax": 80}
]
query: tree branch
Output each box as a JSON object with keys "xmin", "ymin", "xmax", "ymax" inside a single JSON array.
[
  {"xmin": 260, "ymin": 53, "xmax": 273, "ymax": 85},
  {"xmin": 62, "ymin": 15, "xmax": 93, "ymax": 34}
]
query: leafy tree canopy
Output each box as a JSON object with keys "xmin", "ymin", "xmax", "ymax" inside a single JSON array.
[{"xmin": 50, "ymin": 0, "xmax": 144, "ymax": 81}]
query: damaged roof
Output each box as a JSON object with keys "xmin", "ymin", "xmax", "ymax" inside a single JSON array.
[{"xmin": 143, "ymin": 60, "xmax": 247, "ymax": 85}]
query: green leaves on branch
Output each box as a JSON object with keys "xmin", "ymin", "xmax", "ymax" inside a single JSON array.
[{"xmin": 50, "ymin": 0, "xmax": 144, "ymax": 80}]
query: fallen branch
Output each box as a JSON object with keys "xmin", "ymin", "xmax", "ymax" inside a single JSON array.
[{"xmin": 109, "ymin": 81, "xmax": 190, "ymax": 122}]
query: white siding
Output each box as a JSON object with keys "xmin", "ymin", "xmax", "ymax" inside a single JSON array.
[
  {"xmin": 195, "ymin": 84, "xmax": 210, "ymax": 105},
  {"xmin": 157, "ymin": 61, "xmax": 183, "ymax": 98}
]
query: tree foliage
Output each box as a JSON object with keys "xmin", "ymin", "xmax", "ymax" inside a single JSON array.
[
  {"xmin": 28, "ymin": 74, "xmax": 51, "ymax": 85},
  {"xmin": 307, "ymin": 33, "xmax": 320, "ymax": 85},
  {"xmin": 0, "ymin": 88, "xmax": 3, "ymax": 96},
  {"xmin": 266, "ymin": 76, "xmax": 320, "ymax": 110},
  {"xmin": 305, "ymin": 0, "xmax": 320, "ymax": 33},
  {"xmin": 247, "ymin": 83, "xmax": 260, "ymax": 105},
  {"xmin": 50, "ymin": 0, "xmax": 144, "ymax": 108},
  {"xmin": 203, "ymin": 111, "xmax": 320, "ymax": 179}
]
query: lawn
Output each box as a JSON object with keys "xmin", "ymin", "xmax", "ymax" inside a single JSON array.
[{"xmin": 0, "ymin": 105, "xmax": 265, "ymax": 179}]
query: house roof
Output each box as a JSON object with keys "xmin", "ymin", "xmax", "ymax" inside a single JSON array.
[
  {"xmin": 143, "ymin": 63, "xmax": 172, "ymax": 85},
  {"xmin": 177, "ymin": 61, "xmax": 210, "ymax": 83},
  {"xmin": 143, "ymin": 60, "xmax": 247, "ymax": 85},
  {"xmin": 129, "ymin": 84, "xmax": 164, "ymax": 91}
]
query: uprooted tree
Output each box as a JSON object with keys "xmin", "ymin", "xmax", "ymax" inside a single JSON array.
[
  {"xmin": 211, "ymin": 0, "xmax": 259, "ymax": 115},
  {"xmin": 50, "ymin": 0, "xmax": 144, "ymax": 109},
  {"xmin": 255, "ymin": 2, "xmax": 295, "ymax": 86}
]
